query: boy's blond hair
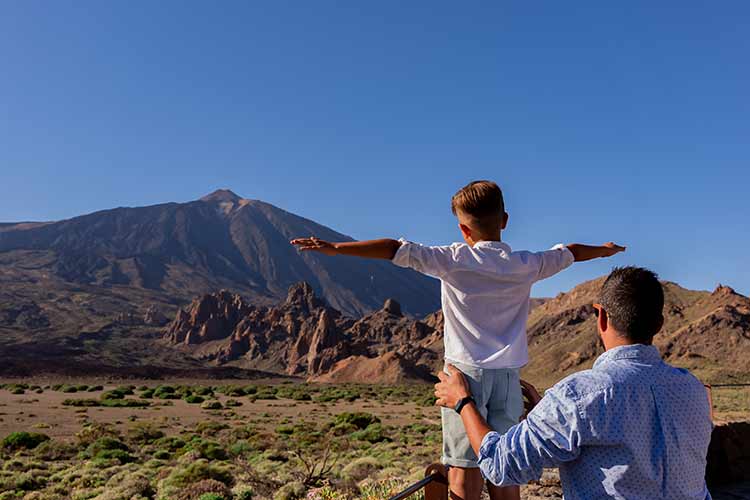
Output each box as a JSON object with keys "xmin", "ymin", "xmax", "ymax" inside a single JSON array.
[{"xmin": 451, "ymin": 180, "xmax": 505, "ymax": 233}]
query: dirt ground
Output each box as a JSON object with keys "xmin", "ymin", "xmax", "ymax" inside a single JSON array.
[{"xmin": 0, "ymin": 379, "xmax": 441, "ymax": 442}]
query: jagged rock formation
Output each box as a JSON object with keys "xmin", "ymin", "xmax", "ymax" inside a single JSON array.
[
  {"xmin": 164, "ymin": 282, "xmax": 442, "ymax": 382},
  {"xmin": 164, "ymin": 278, "xmax": 750, "ymax": 384}
]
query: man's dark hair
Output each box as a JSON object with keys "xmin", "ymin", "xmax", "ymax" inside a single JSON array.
[{"xmin": 598, "ymin": 266, "xmax": 664, "ymax": 344}]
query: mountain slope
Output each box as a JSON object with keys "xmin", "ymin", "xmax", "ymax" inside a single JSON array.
[
  {"xmin": 525, "ymin": 279, "xmax": 750, "ymax": 385},
  {"xmin": 0, "ymin": 189, "xmax": 439, "ymax": 318}
]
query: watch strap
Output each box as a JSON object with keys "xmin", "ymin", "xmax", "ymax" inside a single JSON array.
[{"xmin": 454, "ymin": 396, "xmax": 475, "ymax": 414}]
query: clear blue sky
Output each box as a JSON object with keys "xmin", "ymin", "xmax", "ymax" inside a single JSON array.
[{"xmin": 1, "ymin": 1, "xmax": 748, "ymax": 297}]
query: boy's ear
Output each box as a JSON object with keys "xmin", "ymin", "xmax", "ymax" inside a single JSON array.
[
  {"xmin": 501, "ymin": 211, "xmax": 509, "ymax": 230},
  {"xmin": 458, "ymin": 223, "xmax": 472, "ymax": 240}
]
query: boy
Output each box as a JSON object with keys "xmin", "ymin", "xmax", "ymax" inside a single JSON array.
[{"xmin": 291, "ymin": 180, "xmax": 624, "ymax": 500}]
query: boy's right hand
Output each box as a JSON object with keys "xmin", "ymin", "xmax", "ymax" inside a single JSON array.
[
  {"xmin": 290, "ymin": 237, "xmax": 339, "ymax": 256},
  {"xmin": 600, "ymin": 242, "xmax": 626, "ymax": 257}
]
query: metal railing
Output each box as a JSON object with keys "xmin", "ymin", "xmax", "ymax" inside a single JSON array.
[{"xmin": 388, "ymin": 464, "xmax": 448, "ymax": 500}]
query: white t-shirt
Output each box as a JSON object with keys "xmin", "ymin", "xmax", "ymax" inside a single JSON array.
[{"xmin": 392, "ymin": 239, "xmax": 574, "ymax": 369}]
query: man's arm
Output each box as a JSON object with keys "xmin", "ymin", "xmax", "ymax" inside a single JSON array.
[
  {"xmin": 566, "ymin": 242, "xmax": 625, "ymax": 262},
  {"xmin": 290, "ymin": 237, "xmax": 401, "ymax": 260},
  {"xmin": 435, "ymin": 365, "xmax": 583, "ymax": 486}
]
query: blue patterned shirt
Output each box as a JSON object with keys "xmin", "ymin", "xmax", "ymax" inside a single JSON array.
[{"xmin": 478, "ymin": 344, "xmax": 713, "ymax": 499}]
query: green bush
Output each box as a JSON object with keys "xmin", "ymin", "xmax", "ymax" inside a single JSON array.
[
  {"xmin": 161, "ymin": 459, "xmax": 234, "ymax": 492},
  {"xmin": 201, "ymin": 401, "xmax": 222, "ymax": 410},
  {"xmin": 351, "ymin": 423, "xmax": 389, "ymax": 443},
  {"xmin": 154, "ymin": 449, "xmax": 171, "ymax": 460},
  {"xmin": 224, "ymin": 399, "xmax": 242, "ymax": 407},
  {"xmin": 187, "ymin": 438, "xmax": 228, "ymax": 460},
  {"xmin": 155, "ymin": 436, "xmax": 186, "ymax": 451},
  {"xmin": 62, "ymin": 398, "xmax": 100, "ymax": 407},
  {"xmin": 140, "ymin": 389, "xmax": 155, "ymax": 398},
  {"xmin": 101, "ymin": 389, "xmax": 127, "ymax": 400},
  {"xmin": 332, "ymin": 412, "xmax": 380, "ymax": 430},
  {"xmin": 93, "ymin": 448, "xmax": 134, "ymax": 464},
  {"xmin": 199, "ymin": 494, "xmax": 226, "ymax": 500},
  {"xmin": 87, "ymin": 385, "xmax": 104, "ymax": 392},
  {"xmin": 2, "ymin": 431, "xmax": 50, "ymax": 451},
  {"xmin": 154, "ymin": 385, "xmax": 179, "ymax": 399},
  {"xmin": 185, "ymin": 395, "xmax": 205, "ymax": 404},
  {"xmin": 128, "ymin": 422, "xmax": 164, "ymax": 444},
  {"xmin": 85, "ymin": 436, "xmax": 129, "ymax": 457}
]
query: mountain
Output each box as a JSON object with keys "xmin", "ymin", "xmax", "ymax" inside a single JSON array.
[
  {"xmin": 0, "ymin": 189, "xmax": 439, "ymax": 318},
  {"xmin": 161, "ymin": 278, "xmax": 750, "ymax": 384}
]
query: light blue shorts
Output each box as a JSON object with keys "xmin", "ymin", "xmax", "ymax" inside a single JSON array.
[{"xmin": 441, "ymin": 361, "xmax": 523, "ymax": 468}]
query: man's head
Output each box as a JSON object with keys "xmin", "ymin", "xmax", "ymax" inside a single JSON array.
[
  {"xmin": 594, "ymin": 266, "xmax": 665, "ymax": 349},
  {"xmin": 451, "ymin": 180, "xmax": 508, "ymax": 245}
]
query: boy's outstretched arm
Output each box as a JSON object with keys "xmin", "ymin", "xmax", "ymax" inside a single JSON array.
[
  {"xmin": 566, "ymin": 242, "xmax": 626, "ymax": 262},
  {"xmin": 290, "ymin": 237, "xmax": 401, "ymax": 260}
]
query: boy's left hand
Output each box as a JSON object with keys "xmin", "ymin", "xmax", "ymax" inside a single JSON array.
[
  {"xmin": 434, "ymin": 364, "xmax": 471, "ymax": 408},
  {"xmin": 601, "ymin": 242, "xmax": 626, "ymax": 257}
]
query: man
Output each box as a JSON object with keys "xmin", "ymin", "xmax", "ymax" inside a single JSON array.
[{"xmin": 435, "ymin": 266, "xmax": 713, "ymax": 499}]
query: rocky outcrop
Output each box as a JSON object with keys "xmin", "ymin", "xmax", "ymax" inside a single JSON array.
[{"xmin": 163, "ymin": 283, "xmax": 442, "ymax": 383}]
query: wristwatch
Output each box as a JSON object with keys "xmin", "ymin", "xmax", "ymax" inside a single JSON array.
[{"xmin": 454, "ymin": 395, "xmax": 475, "ymax": 414}]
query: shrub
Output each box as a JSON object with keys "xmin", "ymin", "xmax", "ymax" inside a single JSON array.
[
  {"xmin": 201, "ymin": 401, "xmax": 222, "ymax": 410},
  {"xmin": 96, "ymin": 470, "xmax": 154, "ymax": 500},
  {"xmin": 14, "ymin": 472, "xmax": 46, "ymax": 491},
  {"xmin": 224, "ymin": 399, "xmax": 242, "ymax": 407},
  {"xmin": 155, "ymin": 436, "xmax": 186, "ymax": 451},
  {"xmin": 351, "ymin": 423, "xmax": 389, "ymax": 443},
  {"xmin": 85, "ymin": 436, "xmax": 128, "ymax": 458},
  {"xmin": 34, "ymin": 439, "xmax": 77, "ymax": 460},
  {"xmin": 273, "ymin": 481, "xmax": 305, "ymax": 500},
  {"xmin": 160, "ymin": 459, "xmax": 234, "ymax": 496},
  {"xmin": 140, "ymin": 389, "xmax": 155, "ymax": 398},
  {"xmin": 341, "ymin": 456, "xmax": 381, "ymax": 482},
  {"xmin": 154, "ymin": 385, "xmax": 178, "ymax": 399},
  {"xmin": 332, "ymin": 412, "xmax": 380, "ymax": 430},
  {"xmin": 234, "ymin": 489, "xmax": 253, "ymax": 500},
  {"xmin": 93, "ymin": 448, "xmax": 135, "ymax": 465},
  {"xmin": 154, "ymin": 449, "xmax": 171, "ymax": 460},
  {"xmin": 187, "ymin": 438, "xmax": 228, "ymax": 461},
  {"xmin": 185, "ymin": 395, "xmax": 205, "ymax": 404},
  {"xmin": 2, "ymin": 431, "xmax": 50, "ymax": 451},
  {"xmin": 88, "ymin": 385, "xmax": 104, "ymax": 392},
  {"xmin": 100, "ymin": 398, "xmax": 150, "ymax": 408},
  {"xmin": 128, "ymin": 422, "xmax": 165, "ymax": 444},
  {"xmin": 176, "ymin": 478, "xmax": 232, "ymax": 500},
  {"xmin": 62, "ymin": 398, "xmax": 100, "ymax": 407}
]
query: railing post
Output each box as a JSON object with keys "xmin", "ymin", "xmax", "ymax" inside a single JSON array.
[{"xmin": 424, "ymin": 463, "xmax": 448, "ymax": 500}]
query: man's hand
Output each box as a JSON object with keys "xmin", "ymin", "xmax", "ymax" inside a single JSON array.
[
  {"xmin": 520, "ymin": 379, "xmax": 542, "ymax": 419},
  {"xmin": 434, "ymin": 364, "xmax": 471, "ymax": 409},
  {"xmin": 290, "ymin": 237, "xmax": 339, "ymax": 256}
]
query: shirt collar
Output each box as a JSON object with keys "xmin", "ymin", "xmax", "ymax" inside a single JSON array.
[
  {"xmin": 473, "ymin": 240, "xmax": 511, "ymax": 252},
  {"xmin": 593, "ymin": 344, "xmax": 661, "ymax": 369}
]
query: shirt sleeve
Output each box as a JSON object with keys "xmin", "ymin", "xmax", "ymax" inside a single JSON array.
[
  {"xmin": 477, "ymin": 384, "xmax": 583, "ymax": 486},
  {"xmin": 532, "ymin": 244, "xmax": 575, "ymax": 282},
  {"xmin": 391, "ymin": 238, "xmax": 457, "ymax": 279}
]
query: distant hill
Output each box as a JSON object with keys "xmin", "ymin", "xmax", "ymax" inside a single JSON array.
[
  {"xmin": 0, "ymin": 189, "xmax": 439, "ymax": 318},
  {"xmin": 524, "ymin": 278, "xmax": 750, "ymax": 386}
]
